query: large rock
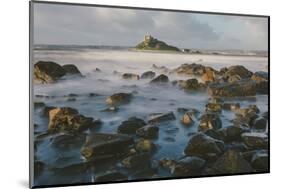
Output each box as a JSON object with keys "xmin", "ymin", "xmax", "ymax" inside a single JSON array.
[
  {"xmin": 136, "ymin": 125, "xmax": 159, "ymax": 139},
  {"xmin": 95, "ymin": 171, "xmax": 127, "ymax": 182},
  {"xmin": 174, "ymin": 63, "xmax": 216, "ymax": 76},
  {"xmin": 117, "ymin": 117, "xmax": 146, "ymax": 134},
  {"xmin": 223, "ymin": 65, "xmax": 253, "ymax": 82},
  {"xmin": 34, "ymin": 61, "xmax": 66, "ymax": 83},
  {"xmin": 171, "ymin": 156, "xmax": 206, "ymax": 176},
  {"xmin": 106, "ymin": 93, "xmax": 132, "ymax": 106},
  {"xmin": 251, "ymin": 150, "xmax": 269, "ymax": 171},
  {"xmin": 251, "ymin": 72, "xmax": 268, "ymax": 94},
  {"xmin": 122, "ymin": 152, "xmax": 151, "ymax": 169},
  {"xmin": 202, "ymin": 69, "xmax": 216, "ymax": 83},
  {"xmin": 150, "ymin": 74, "xmax": 169, "ymax": 84},
  {"xmin": 48, "ymin": 107, "xmax": 96, "ymax": 133},
  {"xmin": 81, "ymin": 133, "xmax": 134, "ymax": 160},
  {"xmin": 217, "ymin": 125, "xmax": 248, "ymax": 142},
  {"xmin": 252, "ymin": 117, "xmax": 267, "ymax": 131},
  {"xmin": 212, "ymin": 150, "xmax": 253, "ymax": 174},
  {"xmin": 205, "ymin": 103, "xmax": 222, "ymax": 113},
  {"xmin": 148, "ymin": 112, "xmax": 176, "ymax": 124},
  {"xmin": 178, "ymin": 78, "xmax": 203, "ymax": 90},
  {"xmin": 141, "ymin": 71, "xmax": 156, "ymax": 79},
  {"xmin": 181, "ymin": 113, "xmax": 194, "ymax": 126},
  {"xmin": 135, "ymin": 139, "xmax": 157, "ymax": 153},
  {"xmin": 251, "ymin": 71, "xmax": 268, "ymax": 82},
  {"xmin": 208, "ymin": 80, "xmax": 257, "ymax": 97},
  {"xmin": 122, "ymin": 73, "xmax": 140, "ymax": 80},
  {"xmin": 184, "ymin": 133, "xmax": 225, "ymax": 160},
  {"xmin": 241, "ymin": 132, "xmax": 268, "ymax": 149},
  {"xmin": 198, "ymin": 113, "xmax": 222, "ymax": 131},
  {"xmin": 62, "ymin": 64, "xmax": 82, "ymax": 76},
  {"xmin": 233, "ymin": 105, "xmax": 259, "ymax": 126}
]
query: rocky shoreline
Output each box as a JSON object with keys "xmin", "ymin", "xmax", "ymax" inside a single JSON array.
[{"xmin": 33, "ymin": 59, "xmax": 268, "ymax": 185}]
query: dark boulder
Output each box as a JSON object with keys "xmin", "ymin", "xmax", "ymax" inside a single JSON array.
[
  {"xmin": 81, "ymin": 133, "xmax": 134, "ymax": 160},
  {"xmin": 122, "ymin": 152, "xmax": 151, "ymax": 169},
  {"xmin": 150, "ymin": 74, "xmax": 169, "ymax": 84},
  {"xmin": 135, "ymin": 139, "xmax": 157, "ymax": 153},
  {"xmin": 148, "ymin": 112, "xmax": 176, "ymax": 124},
  {"xmin": 217, "ymin": 125, "xmax": 248, "ymax": 142},
  {"xmin": 178, "ymin": 78, "xmax": 202, "ymax": 90},
  {"xmin": 252, "ymin": 117, "xmax": 267, "ymax": 131},
  {"xmin": 95, "ymin": 171, "xmax": 127, "ymax": 182},
  {"xmin": 141, "ymin": 71, "xmax": 156, "ymax": 79},
  {"xmin": 208, "ymin": 80, "xmax": 257, "ymax": 97},
  {"xmin": 198, "ymin": 113, "xmax": 222, "ymax": 131},
  {"xmin": 136, "ymin": 125, "xmax": 159, "ymax": 139},
  {"xmin": 106, "ymin": 93, "xmax": 132, "ymax": 106},
  {"xmin": 212, "ymin": 150, "xmax": 253, "ymax": 174},
  {"xmin": 117, "ymin": 117, "xmax": 146, "ymax": 134},
  {"xmin": 34, "ymin": 61, "xmax": 66, "ymax": 83},
  {"xmin": 122, "ymin": 73, "xmax": 140, "ymax": 80},
  {"xmin": 241, "ymin": 132, "xmax": 268, "ymax": 149},
  {"xmin": 62, "ymin": 64, "xmax": 82, "ymax": 76},
  {"xmin": 223, "ymin": 65, "xmax": 253, "ymax": 81},
  {"xmin": 251, "ymin": 150, "xmax": 269, "ymax": 171},
  {"xmin": 184, "ymin": 133, "xmax": 225, "ymax": 160},
  {"xmin": 172, "ymin": 156, "xmax": 206, "ymax": 176}
]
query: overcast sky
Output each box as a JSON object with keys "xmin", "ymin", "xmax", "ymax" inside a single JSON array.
[{"xmin": 33, "ymin": 3, "xmax": 268, "ymax": 51}]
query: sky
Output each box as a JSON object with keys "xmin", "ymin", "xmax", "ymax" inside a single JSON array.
[{"xmin": 33, "ymin": 2, "xmax": 268, "ymax": 51}]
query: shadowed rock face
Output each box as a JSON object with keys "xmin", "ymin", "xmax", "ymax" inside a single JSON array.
[
  {"xmin": 172, "ymin": 156, "xmax": 206, "ymax": 176},
  {"xmin": 184, "ymin": 133, "xmax": 225, "ymax": 160},
  {"xmin": 117, "ymin": 117, "xmax": 146, "ymax": 134},
  {"xmin": 198, "ymin": 113, "xmax": 222, "ymax": 131},
  {"xmin": 241, "ymin": 132, "xmax": 268, "ymax": 149},
  {"xmin": 62, "ymin": 64, "xmax": 82, "ymax": 76},
  {"xmin": 208, "ymin": 80, "xmax": 257, "ymax": 97},
  {"xmin": 81, "ymin": 133, "xmax": 134, "ymax": 160},
  {"xmin": 212, "ymin": 150, "xmax": 253, "ymax": 174},
  {"xmin": 141, "ymin": 71, "xmax": 156, "ymax": 79},
  {"xmin": 150, "ymin": 74, "xmax": 169, "ymax": 84},
  {"xmin": 136, "ymin": 125, "xmax": 159, "ymax": 139},
  {"xmin": 122, "ymin": 73, "xmax": 140, "ymax": 80},
  {"xmin": 34, "ymin": 61, "xmax": 66, "ymax": 83},
  {"xmin": 106, "ymin": 93, "xmax": 132, "ymax": 106},
  {"xmin": 148, "ymin": 112, "xmax": 176, "ymax": 124}
]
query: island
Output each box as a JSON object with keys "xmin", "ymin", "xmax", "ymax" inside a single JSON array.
[{"xmin": 135, "ymin": 35, "xmax": 180, "ymax": 51}]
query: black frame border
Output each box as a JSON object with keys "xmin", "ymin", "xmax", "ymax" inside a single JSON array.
[{"xmin": 29, "ymin": 0, "xmax": 270, "ymax": 188}]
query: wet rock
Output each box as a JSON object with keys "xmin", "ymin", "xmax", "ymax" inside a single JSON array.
[
  {"xmin": 203, "ymin": 129, "xmax": 221, "ymax": 140},
  {"xmin": 252, "ymin": 117, "xmax": 267, "ymax": 130},
  {"xmin": 150, "ymin": 74, "xmax": 169, "ymax": 84},
  {"xmin": 141, "ymin": 71, "xmax": 156, "ymax": 79},
  {"xmin": 50, "ymin": 133, "xmax": 86, "ymax": 149},
  {"xmin": 251, "ymin": 71, "xmax": 268, "ymax": 82},
  {"xmin": 135, "ymin": 139, "xmax": 157, "ymax": 153},
  {"xmin": 212, "ymin": 150, "xmax": 253, "ymax": 174},
  {"xmin": 136, "ymin": 125, "xmax": 159, "ymax": 139},
  {"xmin": 241, "ymin": 132, "xmax": 268, "ymax": 149},
  {"xmin": 202, "ymin": 69, "xmax": 216, "ymax": 83},
  {"xmin": 181, "ymin": 113, "xmax": 194, "ymax": 126},
  {"xmin": 233, "ymin": 105, "xmax": 259, "ymax": 126},
  {"xmin": 34, "ymin": 61, "xmax": 66, "ymax": 83},
  {"xmin": 174, "ymin": 63, "xmax": 215, "ymax": 76},
  {"xmin": 122, "ymin": 73, "xmax": 140, "ymax": 80},
  {"xmin": 172, "ymin": 156, "xmax": 206, "ymax": 176},
  {"xmin": 48, "ymin": 107, "xmax": 96, "ymax": 133},
  {"xmin": 41, "ymin": 105, "xmax": 56, "ymax": 117},
  {"xmin": 208, "ymin": 79, "xmax": 257, "ymax": 97},
  {"xmin": 106, "ymin": 93, "xmax": 132, "ymax": 106},
  {"xmin": 223, "ymin": 65, "xmax": 253, "ymax": 82},
  {"xmin": 95, "ymin": 171, "xmax": 127, "ymax": 182},
  {"xmin": 81, "ymin": 133, "xmax": 134, "ymax": 160},
  {"xmin": 222, "ymin": 103, "xmax": 240, "ymax": 111},
  {"xmin": 184, "ymin": 133, "xmax": 224, "ymax": 160},
  {"xmin": 122, "ymin": 152, "xmax": 151, "ymax": 169},
  {"xmin": 148, "ymin": 112, "xmax": 176, "ymax": 124},
  {"xmin": 62, "ymin": 64, "xmax": 82, "ymax": 76},
  {"xmin": 251, "ymin": 150, "xmax": 269, "ymax": 171},
  {"xmin": 206, "ymin": 103, "xmax": 222, "ymax": 113},
  {"xmin": 198, "ymin": 113, "xmax": 222, "ymax": 131},
  {"xmin": 117, "ymin": 117, "xmax": 146, "ymax": 134},
  {"xmin": 217, "ymin": 125, "xmax": 248, "ymax": 142},
  {"xmin": 178, "ymin": 78, "xmax": 201, "ymax": 90},
  {"xmin": 34, "ymin": 102, "xmax": 45, "ymax": 109}
]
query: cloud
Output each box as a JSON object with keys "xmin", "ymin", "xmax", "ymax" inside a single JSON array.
[{"xmin": 33, "ymin": 3, "xmax": 268, "ymax": 50}]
